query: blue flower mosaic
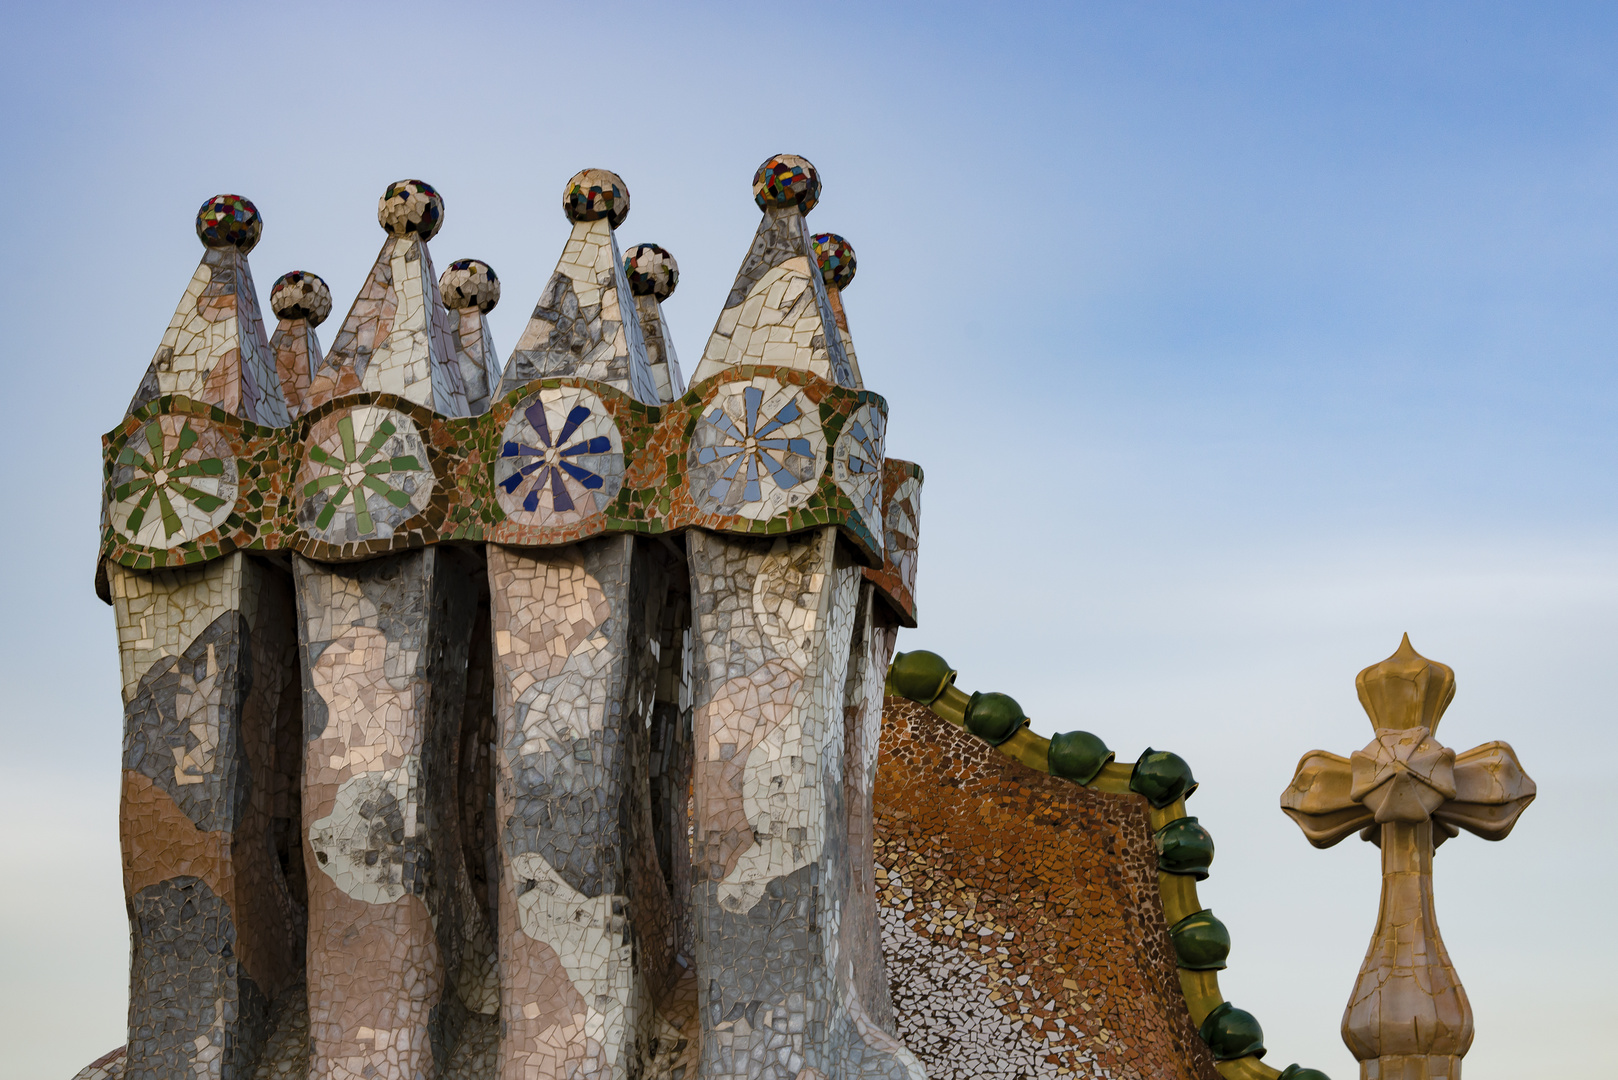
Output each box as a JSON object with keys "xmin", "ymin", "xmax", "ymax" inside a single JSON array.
[
  {"xmin": 689, "ymin": 379, "xmax": 824, "ymax": 520},
  {"xmin": 494, "ymin": 386, "xmax": 623, "ymax": 526},
  {"xmin": 833, "ymin": 403, "xmax": 885, "ymax": 545}
]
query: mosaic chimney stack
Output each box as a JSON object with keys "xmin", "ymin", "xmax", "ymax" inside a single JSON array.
[
  {"xmin": 292, "ymin": 181, "xmax": 492, "ymax": 1080},
  {"xmin": 483, "ymin": 170, "xmax": 693, "ymax": 1080},
  {"xmin": 624, "ymin": 243, "xmax": 687, "ymax": 403},
  {"xmin": 98, "ymin": 157, "xmax": 923, "ymax": 1079},
  {"xmin": 109, "ymin": 195, "xmax": 305, "ymax": 1079},
  {"xmin": 683, "ymin": 155, "xmax": 921, "ymax": 1080},
  {"xmin": 808, "ymin": 232, "xmax": 908, "ymax": 1036}
]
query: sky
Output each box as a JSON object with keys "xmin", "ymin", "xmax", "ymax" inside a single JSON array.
[{"xmin": 2, "ymin": 1, "xmax": 1614, "ymax": 1076}]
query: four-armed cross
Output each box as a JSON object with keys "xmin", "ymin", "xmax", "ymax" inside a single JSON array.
[{"xmin": 1280, "ymin": 635, "xmax": 1536, "ymax": 1080}]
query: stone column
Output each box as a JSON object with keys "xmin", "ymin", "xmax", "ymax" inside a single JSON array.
[
  {"xmin": 114, "ymin": 555, "xmax": 306, "ymax": 1080},
  {"xmin": 1345, "ymin": 819, "xmax": 1471, "ymax": 1080},
  {"xmin": 295, "ymin": 548, "xmax": 480, "ymax": 1080},
  {"xmin": 838, "ymin": 586, "xmax": 903, "ymax": 1033},
  {"xmin": 687, "ymin": 527, "xmax": 920, "ymax": 1080},
  {"xmin": 488, "ymin": 537, "xmax": 689, "ymax": 1080}
]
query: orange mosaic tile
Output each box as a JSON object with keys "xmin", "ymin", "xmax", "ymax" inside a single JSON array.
[{"xmin": 873, "ymin": 698, "xmax": 1220, "ymax": 1080}]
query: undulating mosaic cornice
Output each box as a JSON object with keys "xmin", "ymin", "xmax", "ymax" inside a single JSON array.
[{"xmin": 100, "ymin": 367, "xmax": 898, "ymax": 565}]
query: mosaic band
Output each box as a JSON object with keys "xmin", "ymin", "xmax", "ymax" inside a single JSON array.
[{"xmin": 98, "ymin": 371, "xmax": 909, "ymax": 619}]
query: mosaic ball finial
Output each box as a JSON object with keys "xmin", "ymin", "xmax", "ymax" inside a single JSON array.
[
  {"xmin": 440, "ymin": 259, "xmax": 501, "ymax": 314},
  {"xmin": 196, "ymin": 195, "xmax": 262, "ymax": 252},
  {"xmin": 270, "ymin": 271, "xmax": 332, "ymax": 326},
  {"xmin": 564, "ymin": 169, "xmax": 630, "ymax": 228},
  {"xmin": 753, "ymin": 154, "xmax": 820, "ymax": 214},
  {"xmin": 624, "ymin": 243, "xmax": 678, "ymax": 300},
  {"xmin": 810, "ymin": 233, "xmax": 856, "ymax": 290},
  {"xmin": 378, "ymin": 179, "xmax": 444, "ymax": 240}
]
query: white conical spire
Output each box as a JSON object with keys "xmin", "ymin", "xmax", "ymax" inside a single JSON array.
[
  {"xmin": 128, "ymin": 195, "xmax": 290, "ymax": 426},
  {"xmin": 439, "ymin": 258, "xmax": 504, "ymax": 416},
  {"xmin": 624, "ymin": 242, "xmax": 686, "ymax": 402},
  {"xmin": 268, "ymin": 270, "xmax": 333, "ymax": 418},
  {"xmin": 309, "ymin": 180, "xmax": 470, "ymax": 416},
  {"xmin": 810, "ymin": 231, "xmax": 865, "ymax": 387},
  {"xmin": 689, "ymin": 155, "xmax": 857, "ymax": 390},
  {"xmin": 499, "ymin": 169, "xmax": 658, "ymax": 404}
]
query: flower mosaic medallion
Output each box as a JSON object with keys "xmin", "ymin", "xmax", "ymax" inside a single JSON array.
[
  {"xmin": 295, "ymin": 406, "xmax": 434, "ymax": 544},
  {"xmin": 109, "ymin": 415, "xmax": 238, "ymax": 548},
  {"xmin": 689, "ymin": 378, "xmax": 825, "ymax": 521},
  {"xmin": 495, "ymin": 386, "xmax": 623, "ymax": 527},
  {"xmin": 833, "ymin": 403, "xmax": 885, "ymax": 545}
]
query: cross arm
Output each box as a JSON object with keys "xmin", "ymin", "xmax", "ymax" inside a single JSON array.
[
  {"xmin": 1433, "ymin": 739, "xmax": 1536, "ymax": 842},
  {"xmin": 1279, "ymin": 750, "xmax": 1373, "ymax": 848}
]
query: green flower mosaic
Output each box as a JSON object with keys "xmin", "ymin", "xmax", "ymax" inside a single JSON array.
[
  {"xmin": 302, "ymin": 412, "xmax": 423, "ymax": 535},
  {"xmin": 111, "ymin": 418, "xmax": 235, "ymax": 545}
]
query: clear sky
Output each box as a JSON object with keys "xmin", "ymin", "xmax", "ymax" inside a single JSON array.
[{"xmin": 2, "ymin": 2, "xmax": 1613, "ymax": 1077}]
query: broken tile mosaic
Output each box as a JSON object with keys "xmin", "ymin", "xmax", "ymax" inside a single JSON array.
[{"xmin": 84, "ymin": 155, "xmax": 1300, "ymax": 1080}]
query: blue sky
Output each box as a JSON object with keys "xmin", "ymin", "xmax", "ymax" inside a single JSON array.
[{"xmin": 2, "ymin": 3, "xmax": 1614, "ymax": 1076}]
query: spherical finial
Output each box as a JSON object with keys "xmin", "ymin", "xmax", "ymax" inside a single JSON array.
[
  {"xmin": 440, "ymin": 259, "xmax": 501, "ymax": 314},
  {"xmin": 270, "ymin": 271, "xmax": 332, "ymax": 326},
  {"xmin": 196, "ymin": 194, "xmax": 262, "ymax": 252},
  {"xmin": 624, "ymin": 243, "xmax": 678, "ymax": 300},
  {"xmin": 563, "ymin": 169, "xmax": 629, "ymax": 228},
  {"xmin": 378, "ymin": 179, "xmax": 444, "ymax": 239},
  {"xmin": 810, "ymin": 233, "xmax": 856, "ymax": 290},
  {"xmin": 753, "ymin": 154, "xmax": 820, "ymax": 214}
]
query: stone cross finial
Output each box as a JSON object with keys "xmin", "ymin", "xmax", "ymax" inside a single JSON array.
[{"xmin": 1280, "ymin": 635, "xmax": 1535, "ymax": 1080}]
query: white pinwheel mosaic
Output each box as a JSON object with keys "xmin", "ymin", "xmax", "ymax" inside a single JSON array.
[
  {"xmin": 494, "ymin": 385, "xmax": 624, "ymax": 527},
  {"xmin": 688, "ymin": 377, "xmax": 825, "ymax": 521},
  {"xmin": 832, "ymin": 403, "xmax": 885, "ymax": 547},
  {"xmin": 295, "ymin": 406, "xmax": 434, "ymax": 543},
  {"xmin": 885, "ymin": 476, "xmax": 921, "ymax": 598},
  {"xmin": 109, "ymin": 415, "xmax": 238, "ymax": 547}
]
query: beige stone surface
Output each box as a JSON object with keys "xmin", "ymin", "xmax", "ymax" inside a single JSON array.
[{"xmin": 1280, "ymin": 636, "xmax": 1536, "ymax": 1080}]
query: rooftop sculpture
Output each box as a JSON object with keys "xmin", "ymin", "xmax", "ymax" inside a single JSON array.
[
  {"xmin": 1281, "ymin": 636, "xmax": 1535, "ymax": 1080},
  {"xmin": 84, "ymin": 155, "xmax": 1527, "ymax": 1080}
]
